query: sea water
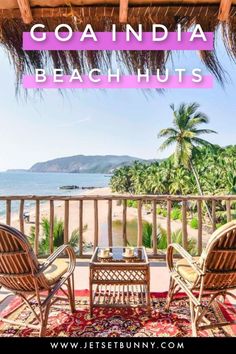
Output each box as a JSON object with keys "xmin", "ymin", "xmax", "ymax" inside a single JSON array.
[{"xmin": 0, "ymin": 172, "xmax": 110, "ymax": 216}]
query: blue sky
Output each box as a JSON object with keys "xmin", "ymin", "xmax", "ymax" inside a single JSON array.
[{"xmin": 0, "ymin": 41, "xmax": 236, "ymax": 171}]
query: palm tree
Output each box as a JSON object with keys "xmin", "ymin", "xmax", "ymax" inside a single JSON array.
[
  {"xmin": 158, "ymin": 102, "xmax": 217, "ymax": 223},
  {"xmin": 169, "ymin": 167, "xmax": 193, "ymax": 194}
]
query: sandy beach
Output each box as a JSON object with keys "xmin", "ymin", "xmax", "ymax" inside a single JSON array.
[{"xmin": 0, "ymin": 187, "xmax": 211, "ymax": 248}]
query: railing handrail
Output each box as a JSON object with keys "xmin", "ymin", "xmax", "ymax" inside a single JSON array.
[{"xmin": 0, "ymin": 194, "xmax": 236, "ymax": 201}]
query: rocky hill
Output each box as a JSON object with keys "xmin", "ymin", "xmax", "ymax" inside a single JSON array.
[{"xmin": 27, "ymin": 155, "xmax": 156, "ymax": 173}]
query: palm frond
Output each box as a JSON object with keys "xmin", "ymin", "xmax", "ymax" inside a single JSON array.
[
  {"xmin": 192, "ymin": 129, "xmax": 217, "ymax": 136},
  {"xmin": 158, "ymin": 128, "xmax": 178, "ymax": 138},
  {"xmin": 186, "ymin": 102, "xmax": 200, "ymax": 116},
  {"xmin": 159, "ymin": 136, "xmax": 177, "ymax": 151},
  {"xmin": 192, "ymin": 137, "xmax": 215, "ymax": 147},
  {"xmin": 186, "ymin": 115, "xmax": 209, "ymax": 129}
]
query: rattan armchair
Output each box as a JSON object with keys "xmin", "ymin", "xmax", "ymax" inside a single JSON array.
[
  {"xmin": 166, "ymin": 220, "xmax": 236, "ymax": 336},
  {"xmin": 0, "ymin": 224, "xmax": 76, "ymax": 336}
]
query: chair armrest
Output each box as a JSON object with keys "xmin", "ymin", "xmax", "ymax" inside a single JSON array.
[
  {"xmin": 37, "ymin": 244, "xmax": 76, "ymax": 276},
  {"xmin": 166, "ymin": 243, "xmax": 204, "ymax": 276}
]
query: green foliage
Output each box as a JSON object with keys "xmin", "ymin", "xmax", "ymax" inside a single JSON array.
[
  {"xmin": 113, "ymin": 218, "xmax": 197, "ymax": 254},
  {"xmin": 189, "ymin": 217, "xmax": 198, "ymax": 229},
  {"xmin": 171, "ymin": 208, "xmax": 182, "ymax": 220},
  {"xmin": 157, "ymin": 226, "xmax": 197, "ymax": 254},
  {"xmin": 127, "ymin": 200, "xmax": 138, "ymax": 208},
  {"xmin": 157, "ymin": 226, "xmax": 168, "ymax": 250},
  {"xmin": 110, "ymin": 104, "xmax": 236, "ymax": 203},
  {"xmin": 29, "ymin": 217, "xmax": 83, "ymax": 255},
  {"xmin": 161, "ymin": 209, "xmax": 167, "ymax": 217},
  {"xmin": 215, "ymin": 211, "xmax": 227, "ymax": 225},
  {"xmin": 142, "ymin": 222, "xmax": 153, "ymax": 248},
  {"xmin": 69, "ymin": 228, "xmax": 80, "ymax": 248},
  {"xmin": 109, "ymin": 145, "xmax": 236, "ymax": 199},
  {"xmin": 156, "ymin": 206, "xmax": 168, "ymax": 217},
  {"xmin": 216, "ymin": 223, "xmax": 225, "ymax": 229}
]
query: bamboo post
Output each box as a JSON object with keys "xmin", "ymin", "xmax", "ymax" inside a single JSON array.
[
  {"xmin": 137, "ymin": 200, "xmax": 142, "ymax": 247},
  {"xmin": 6, "ymin": 200, "xmax": 11, "ymax": 226},
  {"xmin": 64, "ymin": 200, "xmax": 69, "ymax": 244},
  {"xmin": 167, "ymin": 199, "xmax": 172, "ymax": 245},
  {"xmin": 34, "ymin": 200, "xmax": 40, "ymax": 256},
  {"xmin": 19, "ymin": 200, "xmax": 24, "ymax": 233},
  {"xmin": 152, "ymin": 200, "xmax": 157, "ymax": 255},
  {"xmin": 218, "ymin": 0, "xmax": 232, "ymax": 21},
  {"xmin": 182, "ymin": 200, "xmax": 188, "ymax": 250},
  {"xmin": 108, "ymin": 199, "xmax": 113, "ymax": 247},
  {"xmin": 94, "ymin": 199, "xmax": 98, "ymax": 249},
  {"xmin": 49, "ymin": 200, "xmax": 54, "ymax": 254},
  {"xmin": 197, "ymin": 200, "xmax": 203, "ymax": 255},
  {"xmin": 79, "ymin": 200, "xmax": 83, "ymax": 256},
  {"xmin": 17, "ymin": 0, "xmax": 33, "ymax": 24},
  {"xmin": 122, "ymin": 200, "xmax": 127, "ymax": 246},
  {"xmin": 119, "ymin": 0, "xmax": 129, "ymax": 23},
  {"xmin": 226, "ymin": 199, "xmax": 231, "ymax": 222},
  {"xmin": 212, "ymin": 199, "xmax": 216, "ymax": 232}
]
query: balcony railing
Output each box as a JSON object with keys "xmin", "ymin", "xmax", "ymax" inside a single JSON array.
[{"xmin": 0, "ymin": 194, "xmax": 235, "ymax": 259}]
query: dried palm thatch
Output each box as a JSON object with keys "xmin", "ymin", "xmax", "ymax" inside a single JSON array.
[{"xmin": 0, "ymin": 3, "xmax": 236, "ymax": 91}]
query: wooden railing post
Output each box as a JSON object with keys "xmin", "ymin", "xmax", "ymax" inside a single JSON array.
[
  {"xmin": 108, "ymin": 199, "xmax": 113, "ymax": 247},
  {"xmin": 19, "ymin": 199, "xmax": 24, "ymax": 233},
  {"xmin": 6, "ymin": 200, "xmax": 11, "ymax": 226},
  {"xmin": 122, "ymin": 200, "xmax": 127, "ymax": 246},
  {"xmin": 17, "ymin": 0, "xmax": 33, "ymax": 24},
  {"xmin": 64, "ymin": 200, "xmax": 69, "ymax": 244},
  {"xmin": 226, "ymin": 199, "xmax": 231, "ymax": 222},
  {"xmin": 167, "ymin": 199, "xmax": 172, "ymax": 245},
  {"xmin": 94, "ymin": 199, "xmax": 99, "ymax": 249},
  {"xmin": 2, "ymin": 194, "xmax": 236, "ymax": 260},
  {"xmin": 137, "ymin": 200, "xmax": 142, "ymax": 247},
  {"xmin": 79, "ymin": 200, "xmax": 83, "ymax": 256},
  {"xmin": 49, "ymin": 200, "xmax": 54, "ymax": 254},
  {"xmin": 182, "ymin": 200, "xmax": 188, "ymax": 250},
  {"xmin": 35, "ymin": 200, "xmax": 40, "ymax": 256},
  {"xmin": 212, "ymin": 199, "xmax": 216, "ymax": 232},
  {"xmin": 152, "ymin": 200, "xmax": 157, "ymax": 255},
  {"xmin": 197, "ymin": 200, "xmax": 203, "ymax": 255}
]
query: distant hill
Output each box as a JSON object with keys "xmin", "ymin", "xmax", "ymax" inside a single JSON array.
[{"xmin": 24, "ymin": 155, "xmax": 158, "ymax": 173}]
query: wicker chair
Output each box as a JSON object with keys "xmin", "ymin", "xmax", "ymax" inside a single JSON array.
[
  {"xmin": 0, "ymin": 223, "xmax": 76, "ymax": 336},
  {"xmin": 166, "ymin": 220, "xmax": 236, "ymax": 336}
]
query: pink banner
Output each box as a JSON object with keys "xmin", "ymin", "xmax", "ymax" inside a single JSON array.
[
  {"xmin": 23, "ymin": 32, "xmax": 214, "ymax": 51},
  {"xmin": 23, "ymin": 75, "xmax": 213, "ymax": 89}
]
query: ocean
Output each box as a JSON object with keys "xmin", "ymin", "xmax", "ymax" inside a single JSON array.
[{"xmin": 0, "ymin": 172, "xmax": 110, "ymax": 216}]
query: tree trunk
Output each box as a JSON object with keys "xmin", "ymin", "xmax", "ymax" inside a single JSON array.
[{"xmin": 190, "ymin": 160, "xmax": 213, "ymax": 224}]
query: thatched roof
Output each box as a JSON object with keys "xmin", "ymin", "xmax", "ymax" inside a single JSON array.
[{"xmin": 0, "ymin": 1, "xmax": 236, "ymax": 90}]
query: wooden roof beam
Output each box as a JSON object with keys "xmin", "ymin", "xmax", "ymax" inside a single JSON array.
[
  {"xmin": 1, "ymin": 0, "xmax": 235, "ymax": 10},
  {"xmin": 119, "ymin": 0, "xmax": 129, "ymax": 23},
  {"xmin": 218, "ymin": 0, "xmax": 232, "ymax": 21},
  {"xmin": 17, "ymin": 0, "xmax": 33, "ymax": 24}
]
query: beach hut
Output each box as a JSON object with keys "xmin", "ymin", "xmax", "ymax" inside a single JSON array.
[{"xmin": 0, "ymin": 0, "xmax": 236, "ymax": 87}]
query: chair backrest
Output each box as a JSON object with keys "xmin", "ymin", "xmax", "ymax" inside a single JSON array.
[
  {"xmin": 201, "ymin": 220, "xmax": 236, "ymax": 291},
  {"xmin": 0, "ymin": 224, "xmax": 43, "ymax": 292}
]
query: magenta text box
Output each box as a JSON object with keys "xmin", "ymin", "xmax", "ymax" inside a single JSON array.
[
  {"xmin": 23, "ymin": 75, "xmax": 213, "ymax": 89},
  {"xmin": 23, "ymin": 32, "xmax": 213, "ymax": 51}
]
